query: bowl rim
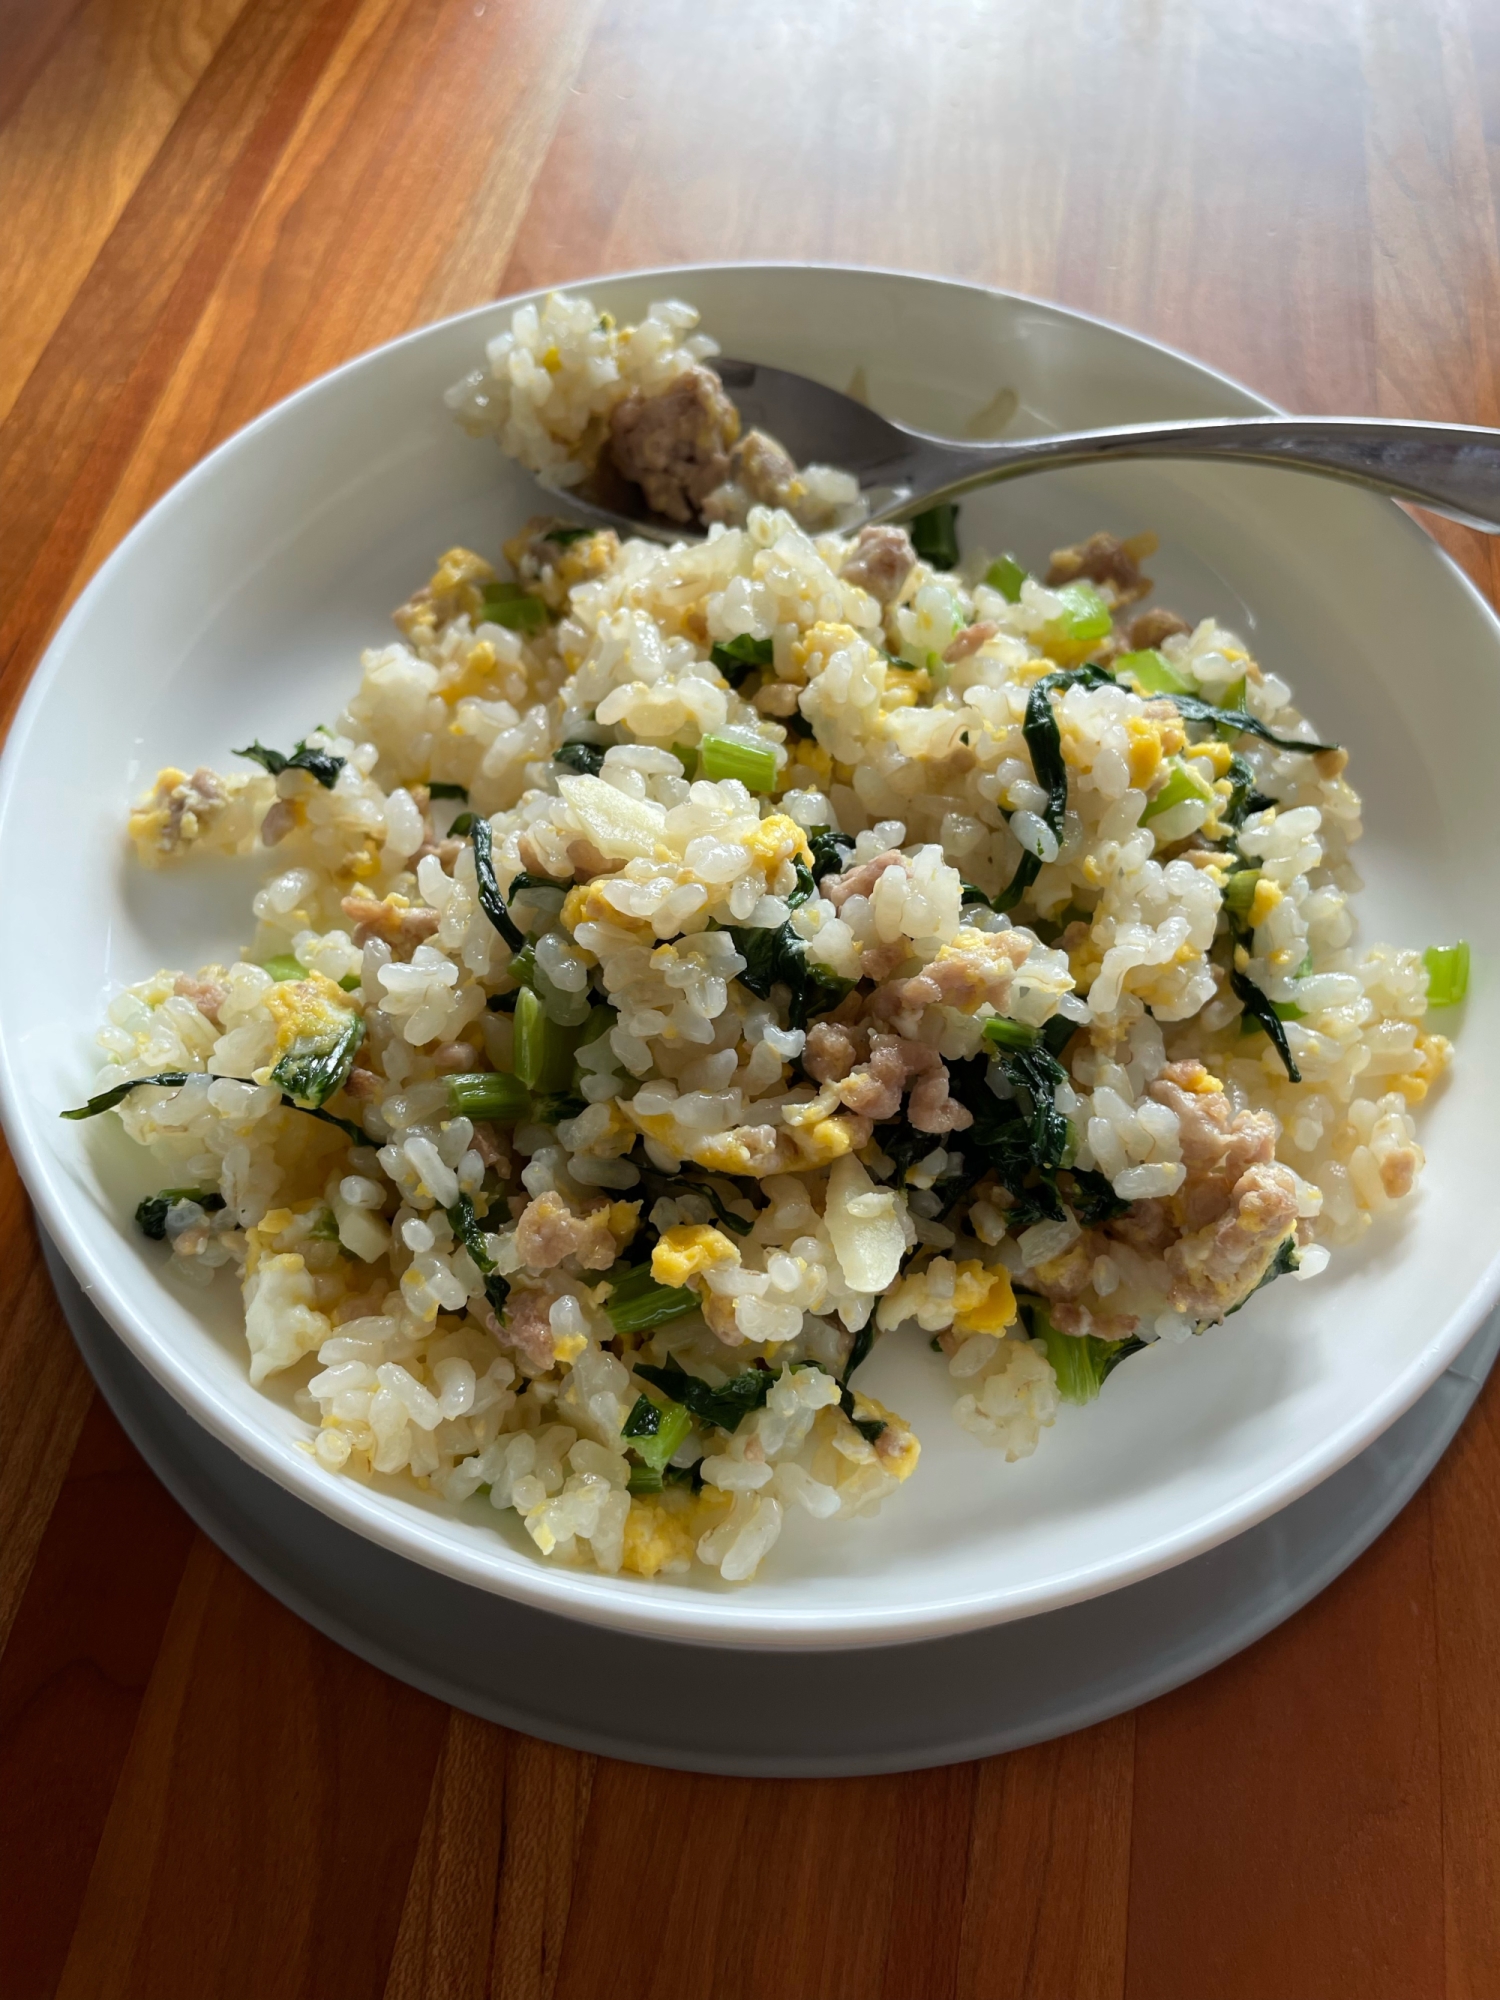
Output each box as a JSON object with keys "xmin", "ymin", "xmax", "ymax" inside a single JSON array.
[{"xmin": 7, "ymin": 260, "xmax": 1500, "ymax": 1650}]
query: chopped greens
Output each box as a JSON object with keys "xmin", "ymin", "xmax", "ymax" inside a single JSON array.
[
  {"xmin": 507, "ymin": 871, "xmax": 572, "ymax": 895},
  {"xmin": 541, "ymin": 525, "xmax": 593, "ymax": 547},
  {"xmin": 807, "ymin": 827, "xmax": 855, "ymax": 882},
  {"xmin": 984, "ymin": 553, "xmax": 1028, "ymax": 603},
  {"xmin": 479, "ymin": 580, "xmax": 549, "ymax": 633},
  {"xmin": 449, "ymin": 811, "xmax": 476, "ymax": 836},
  {"xmin": 512, "ymin": 986, "xmax": 587, "ymax": 1094},
  {"xmin": 1043, "ymin": 580, "xmax": 1112, "ymax": 648},
  {"xmin": 427, "ymin": 781, "xmax": 469, "ymax": 801},
  {"xmin": 785, "ymin": 859, "xmax": 817, "ymax": 910},
  {"xmin": 279, "ymin": 1097, "xmax": 367, "ymax": 1144},
  {"xmin": 62, "ymin": 1071, "xmax": 192, "ymax": 1120},
  {"xmin": 1140, "ymin": 756, "xmax": 1215, "ymax": 824},
  {"xmin": 699, "ymin": 733, "xmax": 778, "ymax": 793},
  {"xmin": 605, "ymin": 1265, "xmax": 701, "ymax": 1336},
  {"xmin": 261, "ymin": 954, "xmax": 303, "ymax": 982},
  {"xmin": 1424, "ymin": 941, "xmax": 1470, "ymax": 1007},
  {"xmin": 982, "ymin": 1016, "xmax": 1039, "ymax": 1052},
  {"xmin": 235, "ymin": 739, "xmax": 346, "ymax": 789},
  {"xmin": 995, "ymin": 665, "xmax": 1113, "ymax": 912},
  {"xmin": 1114, "ymin": 648, "xmax": 1192, "ymax": 697},
  {"xmin": 135, "ymin": 1187, "xmax": 225, "ymax": 1240},
  {"xmin": 709, "ymin": 633, "xmax": 774, "ymax": 688},
  {"xmin": 726, "ymin": 918, "xmax": 856, "ymax": 1030},
  {"xmin": 644, "ymin": 1174, "xmax": 754, "ymax": 1236},
  {"xmin": 909, "ymin": 502, "xmax": 960, "ymax": 569},
  {"xmin": 445, "ymin": 1070, "xmax": 530, "ymax": 1123},
  {"xmin": 1166, "ymin": 692, "xmax": 1338, "ymax": 756},
  {"xmin": 1219, "ymin": 853, "xmax": 1302, "ymax": 1083},
  {"xmin": 553, "ymin": 741, "xmax": 606, "ymax": 777},
  {"xmin": 1067, "ymin": 1167, "xmax": 1130, "ymax": 1224},
  {"xmin": 470, "ymin": 815, "xmax": 527, "ymax": 952},
  {"xmin": 633, "ymin": 1355, "xmax": 776, "ymax": 1434},
  {"xmin": 270, "ymin": 1011, "xmax": 364, "ymax": 1109},
  {"xmin": 445, "ymin": 1193, "xmax": 511, "ymax": 1318},
  {"xmin": 1029, "ymin": 1299, "xmax": 1144, "ymax": 1403},
  {"xmin": 621, "ymin": 1391, "xmax": 694, "ymax": 1473}
]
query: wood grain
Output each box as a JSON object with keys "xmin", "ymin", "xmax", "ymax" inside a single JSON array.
[{"xmin": 3, "ymin": 0, "xmax": 1499, "ymax": 1994}]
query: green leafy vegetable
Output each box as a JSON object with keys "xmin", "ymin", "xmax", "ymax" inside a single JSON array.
[
  {"xmin": 445, "ymin": 1193, "xmax": 511, "ymax": 1318},
  {"xmin": 270, "ymin": 1011, "xmax": 364, "ymax": 1109},
  {"xmin": 807, "ymin": 827, "xmax": 854, "ymax": 882},
  {"xmin": 1424, "ymin": 940, "xmax": 1470, "ymax": 1007},
  {"xmin": 553, "ymin": 741, "xmax": 606, "ymax": 777},
  {"xmin": 62, "ymin": 1071, "xmax": 192, "ymax": 1120},
  {"xmin": 984, "ymin": 554, "xmax": 1028, "ymax": 602},
  {"xmin": 1066, "ymin": 1167, "xmax": 1130, "ymax": 1224},
  {"xmin": 235, "ymin": 739, "xmax": 345, "ymax": 789},
  {"xmin": 470, "ymin": 816, "xmax": 527, "ymax": 952},
  {"xmin": 994, "ymin": 665, "xmax": 1113, "ymax": 912},
  {"xmin": 982, "ymin": 1017, "xmax": 1039, "ymax": 1052},
  {"xmin": 785, "ymin": 858, "xmax": 817, "ymax": 910},
  {"xmin": 449, "ymin": 811, "xmax": 476, "ymax": 836},
  {"xmin": 135, "ymin": 1187, "xmax": 225, "ymax": 1240},
  {"xmin": 1165, "ymin": 693, "xmax": 1338, "ymax": 756},
  {"xmin": 1219, "ymin": 851, "xmax": 1302, "ymax": 1082},
  {"xmin": 512, "ymin": 986, "xmax": 587, "ymax": 1094},
  {"xmin": 427, "ymin": 781, "xmax": 469, "ymax": 800},
  {"xmin": 279, "ymin": 1098, "xmax": 367, "ymax": 1144},
  {"xmin": 542, "ymin": 525, "xmax": 593, "ymax": 546},
  {"xmin": 1114, "ymin": 648, "xmax": 1193, "ymax": 697},
  {"xmin": 621, "ymin": 1391, "xmax": 694, "ymax": 1473},
  {"xmin": 633, "ymin": 1356, "xmax": 776, "ymax": 1434},
  {"xmin": 1043, "ymin": 580, "xmax": 1112, "ymax": 647},
  {"xmin": 1031, "ymin": 1299, "xmax": 1143, "ymax": 1403},
  {"xmin": 699, "ymin": 733, "xmax": 778, "ymax": 793},
  {"xmin": 261, "ymin": 954, "xmax": 304, "ymax": 982},
  {"xmin": 1229, "ymin": 967, "xmax": 1300, "ymax": 1081},
  {"xmin": 445, "ymin": 1071, "xmax": 530, "ymax": 1122},
  {"xmin": 710, "ymin": 633, "xmax": 774, "ymax": 687},
  {"xmin": 479, "ymin": 580, "xmax": 549, "ymax": 633},
  {"xmin": 726, "ymin": 919, "xmax": 856, "ymax": 1030},
  {"xmin": 909, "ymin": 502, "xmax": 960, "ymax": 569},
  {"xmin": 644, "ymin": 1174, "xmax": 754, "ymax": 1236},
  {"xmin": 1140, "ymin": 756, "xmax": 1215, "ymax": 825},
  {"xmin": 604, "ymin": 1266, "xmax": 701, "ymax": 1337}
]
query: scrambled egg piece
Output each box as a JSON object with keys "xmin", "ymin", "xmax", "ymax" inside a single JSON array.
[
  {"xmin": 950, "ymin": 1260, "xmax": 1018, "ymax": 1336},
  {"xmin": 1391, "ymin": 1032, "xmax": 1452, "ymax": 1103},
  {"xmin": 848, "ymin": 1391, "xmax": 921, "ymax": 1481},
  {"xmin": 652, "ymin": 1224, "xmax": 740, "ymax": 1286},
  {"xmin": 744, "ymin": 813, "xmax": 813, "ymax": 873},
  {"xmin": 1249, "ymin": 878, "xmax": 1284, "ymax": 927},
  {"xmin": 622, "ymin": 1489, "xmax": 730, "ymax": 1577}
]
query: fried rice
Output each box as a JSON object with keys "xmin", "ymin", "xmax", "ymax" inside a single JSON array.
[{"xmin": 70, "ymin": 292, "xmax": 1457, "ymax": 1585}]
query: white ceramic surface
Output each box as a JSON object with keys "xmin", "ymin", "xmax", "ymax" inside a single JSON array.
[
  {"xmin": 45, "ymin": 1230, "xmax": 1500, "ymax": 1774},
  {"xmin": 2, "ymin": 266, "xmax": 1496, "ymax": 1652}
]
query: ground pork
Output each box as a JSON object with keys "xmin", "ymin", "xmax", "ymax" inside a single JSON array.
[
  {"xmin": 340, "ymin": 893, "xmax": 442, "ymax": 958},
  {"xmin": 943, "ymin": 619, "xmax": 1000, "ymax": 664},
  {"xmin": 840, "ymin": 524, "xmax": 916, "ymax": 604},
  {"xmin": 802, "ymin": 1020, "xmax": 869, "ymax": 1084},
  {"xmin": 606, "ymin": 365, "xmax": 739, "ymax": 522},
  {"xmin": 834, "ymin": 1034, "xmax": 972, "ymax": 1134},
  {"xmin": 866, "ymin": 929, "xmax": 1033, "ymax": 1035},
  {"xmin": 514, "ymin": 1190, "xmax": 620, "ymax": 1272},
  {"xmin": 820, "ymin": 849, "xmax": 906, "ymax": 910},
  {"xmin": 1128, "ymin": 606, "xmax": 1190, "ymax": 650},
  {"xmin": 468, "ymin": 1121, "xmax": 509, "ymax": 1171},
  {"xmin": 1046, "ymin": 530, "xmax": 1155, "ymax": 603},
  {"xmin": 495, "ymin": 1287, "xmax": 558, "ymax": 1372},
  {"xmin": 173, "ymin": 972, "xmax": 227, "ymax": 1024},
  {"xmin": 1148, "ymin": 1061, "xmax": 1278, "ymax": 1232},
  {"xmin": 1165, "ymin": 1160, "xmax": 1300, "ymax": 1322}
]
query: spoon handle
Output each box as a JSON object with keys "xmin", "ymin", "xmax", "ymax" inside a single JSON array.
[{"xmin": 873, "ymin": 416, "xmax": 1500, "ymax": 533}]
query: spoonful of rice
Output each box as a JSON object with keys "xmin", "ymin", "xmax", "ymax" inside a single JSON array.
[{"xmin": 446, "ymin": 293, "xmax": 1500, "ymax": 545}]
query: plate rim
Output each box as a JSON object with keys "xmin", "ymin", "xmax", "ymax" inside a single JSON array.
[{"xmin": 6, "ymin": 261, "xmax": 1500, "ymax": 1649}]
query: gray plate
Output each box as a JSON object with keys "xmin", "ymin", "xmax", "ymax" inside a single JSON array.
[{"xmin": 45, "ymin": 1233, "xmax": 1498, "ymax": 1779}]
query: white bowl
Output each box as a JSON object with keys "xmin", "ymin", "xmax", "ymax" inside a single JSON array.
[{"xmin": 4, "ymin": 265, "xmax": 1498, "ymax": 1651}]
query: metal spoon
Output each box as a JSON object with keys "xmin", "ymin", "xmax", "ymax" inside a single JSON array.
[{"xmin": 537, "ymin": 356, "xmax": 1500, "ymax": 544}]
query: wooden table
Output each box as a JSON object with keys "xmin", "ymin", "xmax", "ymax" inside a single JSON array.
[{"xmin": 3, "ymin": 1, "xmax": 1498, "ymax": 1993}]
